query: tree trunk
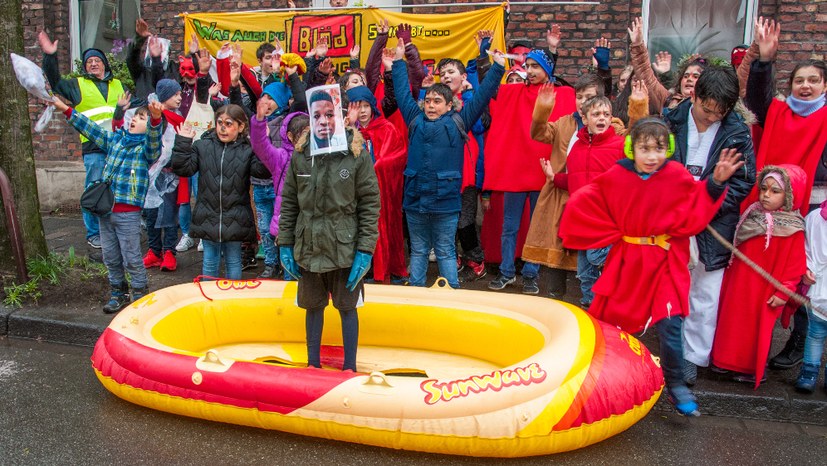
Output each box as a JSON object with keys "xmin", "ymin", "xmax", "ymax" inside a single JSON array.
[{"xmin": 0, "ymin": 0, "xmax": 48, "ymax": 274}]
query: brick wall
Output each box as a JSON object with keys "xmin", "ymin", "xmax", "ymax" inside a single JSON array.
[{"xmin": 19, "ymin": 0, "xmax": 827, "ymax": 165}]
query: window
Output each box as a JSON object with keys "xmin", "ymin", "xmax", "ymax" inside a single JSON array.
[
  {"xmin": 70, "ymin": 0, "xmax": 141, "ymax": 65},
  {"xmin": 643, "ymin": 0, "xmax": 758, "ymax": 62}
]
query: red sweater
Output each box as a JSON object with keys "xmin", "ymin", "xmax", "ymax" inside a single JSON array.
[{"xmin": 553, "ymin": 126, "xmax": 624, "ymax": 194}]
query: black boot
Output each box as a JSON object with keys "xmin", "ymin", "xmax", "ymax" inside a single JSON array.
[
  {"xmin": 769, "ymin": 332, "xmax": 805, "ymax": 369},
  {"xmin": 102, "ymin": 282, "xmax": 131, "ymax": 314}
]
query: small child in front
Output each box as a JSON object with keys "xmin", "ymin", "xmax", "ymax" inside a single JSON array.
[
  {"xmin": 558, "ymin": 118, "xmax": 745, "ymax": 416},
  {"xmin": 795, "ymin": 201, "xmax": 827, "ymax": 393}
]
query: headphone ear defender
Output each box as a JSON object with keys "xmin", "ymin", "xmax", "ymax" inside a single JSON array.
[
  {"xmin": 624, "ymin": 135, "xmax": 634, "ymax": 159},
  {"xmin": 667, "ymin": 133, "xmax": 675, "ymax": 158}
]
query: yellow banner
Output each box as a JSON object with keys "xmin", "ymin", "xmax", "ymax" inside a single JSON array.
[{"xmin": 182, "ymin": 6, "xmax": 506, "ymax": 76}]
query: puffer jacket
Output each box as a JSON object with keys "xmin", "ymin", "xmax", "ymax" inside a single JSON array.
[
  {"xmin": 666, "ymin": 99, "xmax": 756, "ymax": 271},
  {"xmin": 171, "ymin": 130, "xmax": 271, "ymax": 242},
  {"xmin": 552, "ymin": 125, "xmax": 625, "ymax": 194},
  {"xmin": 277, "ymin": 127, "xmax": 381, "ymax": 273}
]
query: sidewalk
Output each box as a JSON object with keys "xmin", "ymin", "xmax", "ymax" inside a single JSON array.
[{"xmin": 2, "ymin": 214, "xmax": 826, "ymax": 425}]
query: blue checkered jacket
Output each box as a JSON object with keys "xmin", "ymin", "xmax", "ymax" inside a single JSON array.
[{"xmin": 68, "ymin": 111, "xmax": 162, "ymax": 208}]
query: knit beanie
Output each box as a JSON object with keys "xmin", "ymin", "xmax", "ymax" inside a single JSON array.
[
  {"xmin": 262, "ymin": 82, "xmax": 292, "ymax": 112},
  {"xmin": 156, "ymin": 79, "xmax": 182, "ymax": 104},
  {"xmin": 82, "ymin": 49, "xmax": 106, "ymax": 66},
  {"xmin": 525, "ymin": 49, "xmax": 555, "ymax": 80},
  {"xmin": 346, "ymin": 86, "xmax": 379, "ymax": 121}
]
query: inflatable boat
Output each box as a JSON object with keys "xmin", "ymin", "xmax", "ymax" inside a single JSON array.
[{"xmin": 91, "ymin": 279, "xmax": 663, "ymax": 457}]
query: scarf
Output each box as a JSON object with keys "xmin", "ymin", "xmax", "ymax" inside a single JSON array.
[
  {"xmin": 786, "ymin": 94, "xmax": 826, "ymax": 117},
  {"xmin": 119, "ymin": 130, "xmax": 147, "ymax": 148},
  {"xmin": 734, "ymin": 202, "xmax": 805, "ymax": 251}
]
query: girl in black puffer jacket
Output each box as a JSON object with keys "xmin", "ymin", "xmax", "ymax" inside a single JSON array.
[{"xmin": 172, "ymin": 104, "xmax": 271, "ymax": 279}]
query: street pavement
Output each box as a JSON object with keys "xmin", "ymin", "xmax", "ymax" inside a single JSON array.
[
  {"xmin": 1, "ymin": 215, "xmax": 826, "ymax": 426},
  {"xmin": 1, "ymin": 337, "xmax": 826, "ymax": 464}
]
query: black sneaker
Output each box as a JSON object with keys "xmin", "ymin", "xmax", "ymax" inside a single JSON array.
[
  {"xmin": 242, "ymin": 256, "xmax": 258, "ymax": 271},
  {"xmin": 258, "ymin": 265, "xmax": 278, "ymax": 279},
  {"xmin": 488, "ymin": 274, "xmax": 516, "ymax": 291},
  {"xmin": 522, "ymin": 277, "xmax": 539, "ymax": 295}
]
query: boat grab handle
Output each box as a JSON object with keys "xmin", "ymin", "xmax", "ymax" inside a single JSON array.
[
  {"xmin": 430, "ymin": 277, "xmax": 451, "ymax": 289},
  {"xmin": 363, "ymin": 371, "xmax": 393, "ymax": 388}
]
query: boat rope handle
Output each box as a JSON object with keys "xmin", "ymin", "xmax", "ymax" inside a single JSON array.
[
  {"xmin": 430, "ymin": 277, "xmax": 451, "ymax": 289},
  {"xmin": 363, "ymin": 371, "xmax": 393, "ymax": 387}
]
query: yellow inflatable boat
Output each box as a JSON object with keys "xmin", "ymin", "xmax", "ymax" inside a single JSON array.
[{"xmin": 91, "ymin": 279, "xmax": 663, "ymax": 457}]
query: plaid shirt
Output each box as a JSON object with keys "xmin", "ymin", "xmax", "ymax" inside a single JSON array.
[{"xmin": 68, "ymin": 111, "xmax": 162, "ymax": 207}]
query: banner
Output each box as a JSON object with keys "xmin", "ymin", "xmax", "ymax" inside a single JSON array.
[{"xmin": 182, "ymin": 6, "xmax": 506, "ymax": 77}]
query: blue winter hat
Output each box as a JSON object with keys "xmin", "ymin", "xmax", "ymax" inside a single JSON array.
[
  {"xmin": 262, "ymin": 82, "xmax": 292, "ymax": 112},
  {"xmin": 525, "ymin": 49, "xmax": 555, "ymax": 80},
  {"xmin": 155, "ymin": 79, "xmax": 181, "ymax": 104},
  {"xmin": 346, "ymin": 86, "xmax": 379, "ymax": 121},
  {"xmin": 83, "ymin": 49, "xmax": 106, "ymax": 64}
]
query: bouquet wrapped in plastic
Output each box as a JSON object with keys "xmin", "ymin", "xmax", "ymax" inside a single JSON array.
[{"xmin": 10, "ymin": 52, "xmax": 53, "ymax": 131}]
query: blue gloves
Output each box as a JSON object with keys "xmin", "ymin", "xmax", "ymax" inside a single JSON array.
[
  {"xmin": 279, "ymin": 246, "xmax": 301, "ymax": 281},
  {"xmin": 593, "ymin": 46, "xmax": 610, "ymax": 70},
  {"xmin": 346, "ymin": 251, "xmax": 373, "ymax": 291}
]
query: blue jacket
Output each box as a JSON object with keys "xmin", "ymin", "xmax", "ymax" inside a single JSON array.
[
  {"xmin": 393, "ymin": 60, "xmax": 504, "ymax": 214},
  {"xmin": 665, "ymin": 100, "xmax": 756, "ymax": 271}
]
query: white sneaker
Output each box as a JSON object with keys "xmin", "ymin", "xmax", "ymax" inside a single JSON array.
[
  {"xmin": 175, "ymin": 234, "xmax": 196, "ymax": 252},
  {"xmin": 428, "ymin": 248, "xmax": 436, "ymax": 262},
  {"xmin": 197, "ymin": 239, "xmax": 204, "ymax": 252}
]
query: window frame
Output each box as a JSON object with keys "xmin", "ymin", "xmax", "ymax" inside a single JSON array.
[{"xmin": 641, "ymin": 0, "xmax": 760, "ymax": 47}]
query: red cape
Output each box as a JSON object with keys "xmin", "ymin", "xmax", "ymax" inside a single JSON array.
[
  {"xmin": 361, "ymin": 116, "xmax": 408, "ymax": 281},
  {"xmin": 484, "ymin": 83, "xmax": 576, "ymax": 192},
  {"xmin": 743, "ymin": 101, "xmax": 827, "ymax": 209},
  {"xmin": 710, "ymin": 232, "xmax": 805, "ymax": 387},
  {"xmin": 559, "ymin": 161, "xmax": 726, "ymax": 332}
]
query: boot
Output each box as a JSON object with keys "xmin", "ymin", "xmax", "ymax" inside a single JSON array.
[
  {"xmin": 131, "ymin": 286, "xmax": 149, "ymax": 303},
  {"xmin": 769, "ymin": 332, "xmax": 805, "ymax": 369},
  {"xmin": 794, "ymin": 363, "xmax": 819, "ymax": 394},
  {"xmin": 103, "ymin": 283, "xmax": 131, "ymax": 314}
]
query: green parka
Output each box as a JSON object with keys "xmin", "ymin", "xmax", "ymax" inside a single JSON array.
[{"xmin": 278, "ymin": 127, "xmax": 380, "ymax": 273}]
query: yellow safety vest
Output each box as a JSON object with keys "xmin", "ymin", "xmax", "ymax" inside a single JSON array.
[{"xmin": 75, "ymin": 77, "xmax": 124, "ymax": 143}]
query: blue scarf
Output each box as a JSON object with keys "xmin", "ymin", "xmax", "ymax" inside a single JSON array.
[
  {"xmin": 786, "ymin": 94, "xmax": 826, "ymax": 117},
  {"xmin": 119, "ymin": 130, "xmax": 147, "ymax": 148}
]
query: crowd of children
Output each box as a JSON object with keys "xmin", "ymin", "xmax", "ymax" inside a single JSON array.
[{"xmin": 39, "ymin": 10, "xmax": 827, "ymax": 410}]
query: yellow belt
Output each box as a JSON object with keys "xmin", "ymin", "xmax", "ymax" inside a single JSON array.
[{"xmin": 622, "ymin": 234, "xmax": 672, "ymax": 251}]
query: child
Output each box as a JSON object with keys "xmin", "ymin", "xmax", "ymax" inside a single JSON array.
[
  {"xmin": 543, "ymin": 95, "xmax": 625, "ymax": 308},
  {"xmin": 345, "ymin": 86, "xmax": 408, "ymax": 284},
  {"xmin": 711, "ymin": 165, "xmax": 807, "ymax": 388},
  {"xmin": 51, "ymin": 95, "xmax": 164, "ymax": 313},
  {"xmin": 171, "ymin": 104, "xmax": 271, "ymax": 279},
  {"xmin": 558, "ymin": 117, "xmax": 745, "ymax": 416},
  {"xmin": 392, "ymin": 38, "xmax": 505, "ymax": 289},
  {"xmin": 249, "ymin": 98, "xmax": 308, "ymax": 280},
  {"xmin": 795, "ymin": 203, "xmax": 827, "ymax": 393},
  {"xmin": 143, "ymin": 79, "xmax": 184, "ymax": 272},
  {"xmin": 277, "ymin": 108, "xmax": 380, "ymax": 372}
]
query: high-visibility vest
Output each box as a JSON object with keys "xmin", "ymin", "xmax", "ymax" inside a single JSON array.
[{"xmin": 75, "ymin": 77, "xmax": 124, "ymax": 143}]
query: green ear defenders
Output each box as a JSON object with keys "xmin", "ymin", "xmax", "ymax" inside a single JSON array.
[{"xmin": 624, "ymin": 119, "xmax": 676, "ymax": 159}]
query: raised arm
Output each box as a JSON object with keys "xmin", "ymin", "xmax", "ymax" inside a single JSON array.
[
  {"xmin": 459, "ymin": 51, "xmax": 505, "ymax": 129},
  {"xmin": 171, "ymin": 125, "xmax": 200, "ymax": 178},
  {"xmin": 745, "ymin": 17, "xmax": 781, "ymax": 125},
  {"xmin": 628, "ymin": 17, "xmax": 669, "ymax": 109},
  {"xmin": 250, "ymin": 104, "xmax": 291, "ymax": 176},
  {"xmin": 53, "ymin": 96, "xmax": 114, "ymax": 152},
  {"xmin": 365, "ymin": 19, "xmax": 390, "ymax": 93},
  {"xmin": 398, "ymin": 24, "xmax": 426, "ymax": 101},
  {"xmin": 391, "ymin": 39, "xmax": 422, "ymax": 125}
]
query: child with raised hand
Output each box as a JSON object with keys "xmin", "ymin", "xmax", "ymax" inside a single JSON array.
[
  {"xmin": 51, "ymin": 95, "xmax": 164, "ymax": 314},
  {"xmin": 794, "ymin": 203, "xmax": 827, "ymax": 393},
  {"xmin": 171, "ymin": 104, "xmax": 271, "ymax": 280},
  {"xmin": 392, "ymin": 37, "xmax": 506, "ymax": 289},
  {"xmin": 558, "ymin": 118, "xmax": 745, "ymax": 417},
  {"xmin": 249, "ymin": 96, "xmax": 309, "ymax": 280},
  {"xmin": 711, "ymin": 165, "xmax": 807, "ymax": 388}
]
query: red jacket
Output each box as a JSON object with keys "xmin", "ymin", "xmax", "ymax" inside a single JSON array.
[{"xmin": 553, "ymin": 126, "xmax": 624, "ymax": 194}]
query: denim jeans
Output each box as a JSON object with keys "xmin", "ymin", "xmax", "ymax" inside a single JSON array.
[
  {"xmin": 306, "ymin": 306, "xmax": 359, "ymax": 371},
  {"xmin": 406, "ymin": 211, "xmax": 459, "ymax": 288},
  {"xmin": 803, "ymin": 310, "xmax": 827, "ymax": 368},
  {"xmin": 577, "ymin": 246, "xmax": 611, "ymax": 305},
  {"xmin": 145, "ymin": 207, "xmax": 178, "ymax": 255},
  {"xmin": 654, "ymin": 316, "xmax": 688, "ymax": 391},
  {"xmin": 253, "ymin": 184, "xmax": 278, "ymax": 267},
  {"xmin": 82, "ymin": 151, "xmax": 105, "ymax": 239},
  {"xmin": 98, "ymin": 211, "xmax": 147, "ymax": 289},
  {"xmin": 201, "ymin": 239, "xmax": 243, "ymax": 280},
  {"xmin": 500, "ymin": 191, "xmax": 540, "ymax": 279}
]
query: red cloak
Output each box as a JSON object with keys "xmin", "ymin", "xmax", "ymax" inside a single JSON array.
[
  {"xmin": 483, "ymin": 83, "xmax": 576, "ymax": 192},
  {"xmin": 360, "ymin": 116, "xmax": 408, "ymax": 281},
  {"xmin": 743, "ymin": 101, "xmax": 827, "ymax": 210},
  {"xmin": 559, "ymin": 161, "xmax": 726, "ymax": 333},
  {"xmin": 712, "ymin": 165, "xmax": 808, "ymax": 388}
]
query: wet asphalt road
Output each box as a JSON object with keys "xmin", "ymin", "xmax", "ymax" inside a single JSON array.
[{"xmin": 1, "ymin": 337, "xmax": 826, "ymax": 465}]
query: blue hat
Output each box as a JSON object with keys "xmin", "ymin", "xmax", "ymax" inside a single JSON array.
[
  {"xmin": 525, "ymin": 49, "xmax": 555, "ymax": 80},
  {"xmin": 82, "ymin": 49, "xmax": 106, "ymax": 65},
  {"xmin": 346, "ymin": 86, "xmax": 379, "ymax": 121},
  {"xmin": 262, "ymin": 82, "xmax": 292, "ymax": 112},
  {"xmin": 155, "ymin": 79, "xmax": 181, "ymax": 104}
]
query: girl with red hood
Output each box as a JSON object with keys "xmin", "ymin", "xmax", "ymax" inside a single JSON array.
[
  {"xmin": 711, "ymin": 165, "xmax": 807, "ymax": 388},
  {"xmin": 345, "ymin": 86, "xmax": 408, "ymax": 283}
]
